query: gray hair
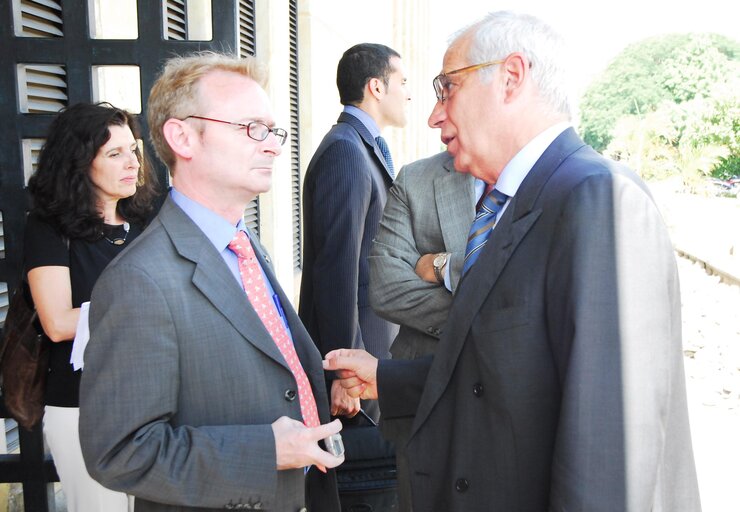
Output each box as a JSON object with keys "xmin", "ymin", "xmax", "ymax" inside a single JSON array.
[{"xmin": 451, "ymin": 11, "xmax": 573, "ymax": 119}]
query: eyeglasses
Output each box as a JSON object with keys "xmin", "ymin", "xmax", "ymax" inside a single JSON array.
[
  {"xmin": 432, "ymin": 59, "xmax": 505, "ymax": 102},
  {"xmin": 184, "ymin": 115, "xmax": 288, "ymax": 146}
]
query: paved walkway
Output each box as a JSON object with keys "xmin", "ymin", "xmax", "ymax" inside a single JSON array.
[{"xmin": 652, "ymin": 188, "xmax": 740, "ymax": 512}]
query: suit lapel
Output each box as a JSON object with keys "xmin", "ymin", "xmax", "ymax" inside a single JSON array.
[
  {"xmin": 338, "ymin": 112, "xmax": 394, "ymax": 183},
  {"xmin": 158, "ymin": 199, "xmax": 288, "ymax": 369},
  {"xmin": 435, "ymin": 157, "xmax": 475, "ymax": 252},
  {"xmin": 409, "ymin": 128, "xmax": 587, "ymax": 438}
]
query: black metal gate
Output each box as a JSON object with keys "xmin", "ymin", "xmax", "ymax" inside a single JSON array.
[{"xmin": 0, "ymin": 1, "xmax": 255, "ymax": 509}]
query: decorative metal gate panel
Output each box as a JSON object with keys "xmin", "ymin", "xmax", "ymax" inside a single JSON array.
[{"xmin": 0, "ymin": 1, "xmax": 255, "ymax": 509}]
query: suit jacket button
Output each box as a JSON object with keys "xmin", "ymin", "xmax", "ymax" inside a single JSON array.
[
  {"xmin": 284, "ymin": 389, "xmax": 297, "ymax": 401},
  {"xmin": 298, "ymin": 508, "xmax": 308, "ymax": 512},
  {"xmin": 455, "ymin": 478, "xmax": 469, "ymax": 492},
  {"xmin": 472, "ymin": 383, "xmax": 484, "ymax": 397}
]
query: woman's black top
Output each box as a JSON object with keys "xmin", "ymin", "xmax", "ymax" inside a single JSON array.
[{"xmin": 23, "ymin": 214, "xmax": 143, "ymax": 407}]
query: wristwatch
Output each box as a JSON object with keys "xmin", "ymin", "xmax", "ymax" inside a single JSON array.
[{"xmin": 432, "ymin": 252, "xmax": 450, "ymax": 284}]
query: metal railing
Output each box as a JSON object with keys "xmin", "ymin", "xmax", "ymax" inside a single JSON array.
[{"xmin": 0, "ymin": 402, "xmax": 58, "ymax": 511}]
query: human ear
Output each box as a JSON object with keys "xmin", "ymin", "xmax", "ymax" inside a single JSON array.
[
  {"xmin": 502, "ymin": 53, "xmax": 528, "ymax": 100},
  {"xmin": 367, "ymin": 77, "xmax": 384, "ymax": 101},
  {"xmin": 162, "ymin": 119, "xmax": 195, "ymax": 160}
]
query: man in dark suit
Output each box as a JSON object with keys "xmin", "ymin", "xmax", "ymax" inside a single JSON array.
[
  {"xmin": 325, "ymin": 11, "xmax": 701, "ymax": 512},
  {"xmin": 79, "ymin": 52, "xmax": 343, "ymax": 512},
  {"xmin": 300, "ymin": 43, "xmax": 408, "ymax": 417}
]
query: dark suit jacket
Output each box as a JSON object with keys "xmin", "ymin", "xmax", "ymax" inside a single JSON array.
[
  {"xmin": 79, "ymin": 197, "xmax": 339, "ymax": 512},
  {"xmin": 377, "ymin": 129, "xmax": 701, "ymax": 511},
  {"xmin": 299, "ymin": 112, "xmax": 398, "ymax": 361}
]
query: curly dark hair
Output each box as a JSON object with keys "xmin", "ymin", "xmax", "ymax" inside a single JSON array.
[
  {"xmin": 336, "ymin": 43, "xmax": 401, "ymax": 106},
  {"xmin": 27, "ymin": 102, "xmax": 159, "ymax": 241}
]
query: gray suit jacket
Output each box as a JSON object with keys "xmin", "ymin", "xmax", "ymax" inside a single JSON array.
[
  {"xmin": 79, "ymin": 197, "xmax": 339, "ymax": 512},
  {"xmin": 369, "ymin": 151, "xmax": 475, "ymax": 361},
  {"xmin": 378, "ymin": 129, "xmax": 701, "ymax": 511}
]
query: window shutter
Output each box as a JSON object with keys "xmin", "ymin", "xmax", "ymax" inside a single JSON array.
[
  {"xmin": 17, "ymin": 64, "xmax": 67, "ymax": 113},
  {"xmin": 13, "ymin": 0, "xmax": 63, "ymax": 37},
  {"xmin": 289, "ymin": 0, "xmax": 301, "ymax": 269},
  {"xmin": 164, "ymin": 0, "xmax": 187, "ymax": 40},
  {"xmin": 238, "ymin": 0, "xmax": 256, "ymax": 57},
  {"xmin": 238, "ymin": 0, "xmax": 259, "ymax": 234}
]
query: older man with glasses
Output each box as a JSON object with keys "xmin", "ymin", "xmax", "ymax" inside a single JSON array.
[
  {"xmin": 79, "ymin": 52, "xmax": 344, "ymax": 512},
  {"xmin": 325, "ymin": 11, "xmax": 701, "ymax": 512}
]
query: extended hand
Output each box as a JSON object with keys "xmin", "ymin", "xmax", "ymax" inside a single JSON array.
[
  {"xmin": 271, "ymin": 417, "xmax": 344, "ymax": 473},
  {"xmin": 330, "ymin": 379, "xmax": 361, "ymax": 417},
  {"xmin": 323, "ymin": 349, "xmax": 379, "ymax": 400}
]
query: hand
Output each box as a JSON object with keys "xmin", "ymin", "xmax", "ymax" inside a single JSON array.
[
  {"xmin": 323, "ymin": 349, "xmax": 379, "ymax": 400},
  {"xmin": 415, "ymin": 253, "xmax": 438, "ymax": 284},
  {"xmin": 331, "ymin": 379, "xmax": 361, "ymax": 417},
  {"xmin": 271, "ymin": 417, "xmax": 344, "ymax": 473}
]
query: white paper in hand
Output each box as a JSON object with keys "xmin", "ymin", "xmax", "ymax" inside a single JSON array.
[{"xmin": 70, "ymin": 301, "xmax": 90, "ymax": 371}]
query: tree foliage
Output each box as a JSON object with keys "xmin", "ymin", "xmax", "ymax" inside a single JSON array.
[
  {"xmin": 579, "ymin": 33, "xmax": 740, "ymax": 188},
  {"xmin": 579, "ymin": 33, "xmax": 739, "ymax": 152}
]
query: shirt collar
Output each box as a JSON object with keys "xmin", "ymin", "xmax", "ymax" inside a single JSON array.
[
  {"xmin": 343, "ymin": 105, "xmax": 381, "ymax": 139},
  {"xmin": 170, "ymin": 188, "xmax": 246, "ymax": 252},
  {"xmin": 495, "ymin": 122, "xmax": 571, "ymax": 198}
]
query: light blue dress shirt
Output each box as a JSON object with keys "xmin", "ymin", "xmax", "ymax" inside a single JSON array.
[
  {"xmin": 343, "ymin": 104, "xmax": 381, "ymax": 139},
  {"xmin": 170, "ymin": 188, "xmax": 293, "ymax": 336}
]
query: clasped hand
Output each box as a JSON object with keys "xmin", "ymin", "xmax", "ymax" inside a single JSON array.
[{"xmin": 323, "ymin": 349, "xmax": 379, "ymax": 400}]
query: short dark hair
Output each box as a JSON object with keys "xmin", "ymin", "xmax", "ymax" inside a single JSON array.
[
  {"xmin": 336, "ymin": 43, "xmax": 401, "ymax": 106},
  {"xmin": 28, "ymin": 102, "xmax": 159, "ymax": 240}
]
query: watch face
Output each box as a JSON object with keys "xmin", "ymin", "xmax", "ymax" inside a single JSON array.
[{"xmin": 434, "ymin": 254, "xmax": 446, "ymax": 267}]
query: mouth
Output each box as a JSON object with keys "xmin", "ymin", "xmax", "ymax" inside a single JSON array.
[
  {"xmin": 121, "ymin": 176, "xmax": 138, "ymax": 184},
  {"xmin": 441, "ymin": 135, "xmax": 456, "ymax": 153}
]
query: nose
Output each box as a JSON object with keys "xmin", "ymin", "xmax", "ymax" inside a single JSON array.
[
  {"xmin": 127, "ymin": 150, "xmax": 140, "ymax": 169},
  {"xmin": 263, "ymin": 133, "xmax": 283, "ymax": 156},
  {"xmin": 428, "ymin": 100, "xmax": 446, "ymax": 129}
]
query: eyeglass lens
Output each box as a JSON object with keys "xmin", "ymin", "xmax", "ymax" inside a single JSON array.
[
  {"xmin": 433, "ymin": 75, "xmax": 449, "ymax": 102},
  {"xmin": 248, "ymin": 121, "xmax": 287, "ymax": 146}
]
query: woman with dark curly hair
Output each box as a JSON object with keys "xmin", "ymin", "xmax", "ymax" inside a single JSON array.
[{"xmin": 24, "ymin": 102, "xmax": 158, "ymax": 511}]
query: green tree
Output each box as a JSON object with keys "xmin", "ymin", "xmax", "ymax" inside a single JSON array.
[{"xmin": 579, "ymin": 33, "xmax": 739, "ymax": 152}]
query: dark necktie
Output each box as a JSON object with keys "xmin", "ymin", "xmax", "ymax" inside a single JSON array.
[
  {"xmin": 463, "ymin": 188, "xmax": 509, "ymax": 275},
  {"xmin": 228, "ymin": 231, "xmax": 320, "ymax": 428},
  {"xmin": 375, "ymin": 135, "xmax": 395, "ymax": 178}
]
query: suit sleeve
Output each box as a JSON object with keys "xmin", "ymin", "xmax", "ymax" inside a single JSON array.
[
  {"xmin": 79, "ymin": 264, "xmax": 278, "ymax": 508},
  {"xmin": 368, "ymin": 167, "xmax": 456, "ymax": 339},
  {"xmin": 546, "ymin": 172, "xmax": 696, "ymax": 510},
  {"xmin": 377, "ymin": 356, "xmax": 433, "ymax": 419},
  {"xmin": 305, "ymin": 140, "xmax": 372, "ymax": 354}
]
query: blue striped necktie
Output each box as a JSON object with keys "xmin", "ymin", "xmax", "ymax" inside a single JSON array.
[
  {"xmin": 463, "ymin": 188, "xmax": 509, "ymax": 274},
  {"xmin": 375, "ymin": 135, "xmax": 395, "ymax": 178}
]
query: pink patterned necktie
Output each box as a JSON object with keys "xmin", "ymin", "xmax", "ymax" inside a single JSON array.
[{"xmin": 228, "ymin": 231, "xmax": 320, "ymax": 428}]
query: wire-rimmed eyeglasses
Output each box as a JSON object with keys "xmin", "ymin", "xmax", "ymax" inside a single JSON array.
[
  {"xmin": 432, "ymin": 59, "xmax": 505, "ymax": 102},
  {"xmin": 184, "ymin": 115, "xmax": 288, "ymax": 146}
]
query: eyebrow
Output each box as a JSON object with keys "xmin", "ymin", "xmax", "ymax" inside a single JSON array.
[
  {"xmin": 242, "ymin": 117, "xmax": 276, "ymax": 127},
  {"xmin": 105, "ymin": 142, "xmax": 138, "ymax": 155}
]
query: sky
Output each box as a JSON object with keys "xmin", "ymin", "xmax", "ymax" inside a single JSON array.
[{"xmin": 429, "ymin": 0, "xmax": 738, "ymax": 97}]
